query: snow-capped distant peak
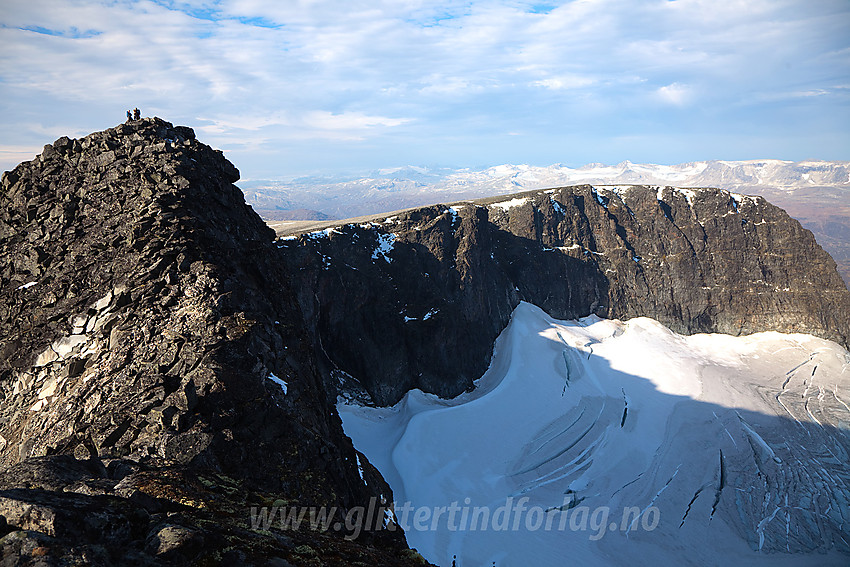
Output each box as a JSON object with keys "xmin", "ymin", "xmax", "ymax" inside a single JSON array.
[
  {"xmin": 246, "ymin": 159, "xmax": 850, "ymax": 221},
  {"xmin": 377, "ymin": 165, "xmax": 430, "ymax": 176}
]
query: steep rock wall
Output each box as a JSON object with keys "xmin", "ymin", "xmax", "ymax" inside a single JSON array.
[{"xmin": 280, "ymin": 186, "xmax": 850, "ymax": 405}]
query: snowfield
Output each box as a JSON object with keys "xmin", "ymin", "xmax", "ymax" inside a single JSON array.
[{"xmin": 338, "ymin": 302, "xmax": 850, "ymax": 566}]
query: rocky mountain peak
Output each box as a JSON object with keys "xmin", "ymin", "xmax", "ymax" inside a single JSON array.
[{"xmin": 0, "ymin": 119, "xmax": 419, "ymax": 565}]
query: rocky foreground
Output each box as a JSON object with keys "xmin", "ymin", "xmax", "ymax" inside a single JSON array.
[
  {"xmin": 0, "ymin": 119, "xmax": 424, "ymax": 566},
  {"xmin": 1, "ymin": 118, "xmax": 849, "ymax": 565}
]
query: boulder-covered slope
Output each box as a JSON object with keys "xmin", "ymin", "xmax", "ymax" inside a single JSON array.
[
  {"xmin": 278, "ymin": 186, "xmax": 850, "ymax": 405},
  {"xmin": 0, "ymin": 119, "xmax": 422, "ymax": 565}
]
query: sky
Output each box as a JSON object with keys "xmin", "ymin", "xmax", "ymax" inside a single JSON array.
[{"xmin": 1, "ymin": 0, "xmax": 848, "ymax": 180}]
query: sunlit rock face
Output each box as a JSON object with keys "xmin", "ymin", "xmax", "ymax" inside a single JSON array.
[{"xmin": 340, "ymin": 302, "xmax": 850, "ymax": 566}]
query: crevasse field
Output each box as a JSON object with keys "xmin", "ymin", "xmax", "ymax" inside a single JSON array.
[{"xmin": 339, "ymin": 302, "xmax": 850, "ymax": 566}]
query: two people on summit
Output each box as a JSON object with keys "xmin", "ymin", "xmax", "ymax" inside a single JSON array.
[{"xmin": 126, "ymin": 108, "xmax": 141, "ymax": 121}]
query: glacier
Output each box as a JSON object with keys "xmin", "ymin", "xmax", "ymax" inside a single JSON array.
[{"xmin": 338, "ymin": 302, "xmax": 850, "ymax": 566}]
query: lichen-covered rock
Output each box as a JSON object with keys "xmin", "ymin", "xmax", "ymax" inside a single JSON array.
[{"xmin": 0, "ymin": 119, "xmax": 419, "ymax": 566}]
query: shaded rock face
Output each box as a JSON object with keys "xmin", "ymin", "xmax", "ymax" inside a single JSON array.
[
  {"xmin": 280, "ymin": 186, "xmax": 850, "ymax": 405},
  {"xmin": 0, "ymin": 119, "xmax": 414, "ymax": 565}
]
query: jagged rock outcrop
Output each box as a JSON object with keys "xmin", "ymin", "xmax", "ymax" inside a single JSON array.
[
  {"xmin": 279, "ymin": 186, "xmax": 850, "ymax": 405},
  {"xmin": 0, "ymin": 119, "xmax": 423, "ymax": 565}
]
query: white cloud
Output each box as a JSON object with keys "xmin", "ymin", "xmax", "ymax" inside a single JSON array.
[
  {"xmin": 657, "ymin": 82, "xmax": 692, "ymax": 106},
  {"xmin": 303, "ymin": 111, "xmax": 411, "ymax": 130},
  {"xmin": 195, "ymin": 110, "xmax": 412, "ymax": 142},
  {"xmin": 196, "ymin": 115, "xmax": 288, "ymax": 133},
  {"xmin": 532, "ymin": 75, "xmax": 595, "ymax": 90},
  {"xmin": 0, "ymin": 0, "xmax": 847, "ymax": 175},
  {"xmin": 0, "ymin": 145, "xmax": 42, "ymax": 168},
  {"xmin": 418, "ymin": 75, "xmax": 481, "ymax": 96}
]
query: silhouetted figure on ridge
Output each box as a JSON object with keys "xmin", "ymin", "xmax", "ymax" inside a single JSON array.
[
  {"xmin": 126, "ymin": 110, "xmax": 132, "ymax": 122},
  {"xmin": 133, "ymin": 108, "xmax": 140, "ymax": 120}
]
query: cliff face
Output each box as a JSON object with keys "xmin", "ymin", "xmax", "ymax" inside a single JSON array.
[
  {"xmin": 0, "ymin": 119, "xmax": 415, "ymax": 565},
  {"xmin": 279, "ymin": 186, "xmax": 850, "ymax": 405},
  {"xmin": 2, "ymin": 119, "xmax": 849, "ymax": 564}
]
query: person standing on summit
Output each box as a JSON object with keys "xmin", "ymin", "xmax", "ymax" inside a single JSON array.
[{"xmin": 133, "ymin": 108, "xmax": 140, "ymax": 120}]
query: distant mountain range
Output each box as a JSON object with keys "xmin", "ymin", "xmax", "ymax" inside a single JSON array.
[
  {"xmin": 244, "ymin": 159, "xmax": 850, "ymax": 217},
  {"xmin": 243, "ymin": 160, "xmax": 850, "ymax": 286}
]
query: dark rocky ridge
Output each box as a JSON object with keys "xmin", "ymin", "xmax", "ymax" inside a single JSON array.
[
  {"xmin": 278, "ymin": 186, "xmax": 850, "ymax": 405},
  {"xmin": 0, "ymin": 119, "xmax": 424, "ymax": 565}
]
